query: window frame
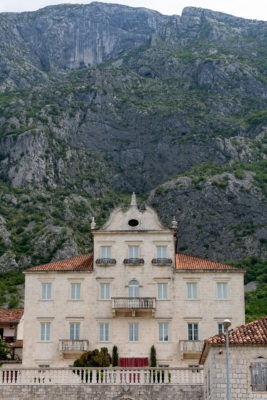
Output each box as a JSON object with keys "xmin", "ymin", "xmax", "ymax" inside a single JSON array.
[
  {"xmin": 187, "ymin": 282, "xmax": 197, "ymax": 299},
  {"xmin": 218, "ymin": 323, "xmax": 227, "ymax": 335},
  {"xmin": 156, "ymin": 246, "xmax": 167, "ymax": 258},
  {"xmin": 157, "ymin": 283, "xmax": 168, "ymax": 300},
  {"xmin": 40, "ymin": 322, "xmax": 51, "ymax": 342},
  {"xmin": 188, "ymin": 323, "xmax": 199, "ymax": 340},
  {"xmin": 129, "ymin": 323, "xmax": 139, "ymax": 342},
  {"xmin": 217, "ymin": 283, "xmax": 227, "ymax": 299},
  {"xmin": 41, "ymin": 283, "xmax": 52, "ymax": 300},
  {"xmin": 101, "ymin": 246, "xmax": 112, "ymax": 258},
  {"xmin": 128, "ymin": 280, "xmax": 140, "ymax": 297},
  {"xmin": 128, "ymin": 246, "xmax": 139, "ymax": 258},
  {"xmin": 69, "ymin": 322, "xmax": 80, "ymax": 340},
  {"xmin": 159, "ymin": 323, "xmax": 169, "ymax": 342},
  {"xmin": 99, "ymin": 322, "xmax": 109, "ymax": 342},
  {"xmin": 100, "ymin": 283, "xmax": 111, "ymax": 300},
  {"xmin": 70, "ymin": 283, "xmax": 81, "ymax": 300}
]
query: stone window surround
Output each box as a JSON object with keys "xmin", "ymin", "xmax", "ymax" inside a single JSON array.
[
  {"xmin": 38, "ymin": 277, "xmax": 55, "ymax": 301},
  {"xmin": 67, "ymin": 278, "xmax": 84, "ymax": 301}
]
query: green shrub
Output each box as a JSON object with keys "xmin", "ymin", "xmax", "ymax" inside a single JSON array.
[
  {"xmin": 112, "ymin": 345, "xmax": 119, "ymax": 367},
  {"xmin": 150, "ymin": 345, "xmax": 157, "ymax": 367}
]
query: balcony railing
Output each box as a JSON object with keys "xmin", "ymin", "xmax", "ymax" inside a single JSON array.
[
  {"xmin": 59, "ymin": 340, "xmax": 89, "ymax": 353},
  {"xmin": 179, "ymin": 340, "xmax": 204, "ymax": 359},
  {"xmin": 1, "ymin": 366, "xmax": 203, "ymax": 385},
  {"xmin": 152, "ymin": 258, "xmax": 172, "ymax": 265},
  {"xmin": 112, "ymin": 297, "xmax": 156, "ymax": 311},
  {"xmin": 95, "ymin": 258, "xmax": 116, "ymax": 265},
  {"xmin": 123, "ymin": 258, "xmax": 144, "ymax": 265}
]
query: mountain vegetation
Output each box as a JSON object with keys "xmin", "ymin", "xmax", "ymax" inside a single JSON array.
[{"xmin": 0, "ymin": 3, "xmax": 266, "ymax": 321}]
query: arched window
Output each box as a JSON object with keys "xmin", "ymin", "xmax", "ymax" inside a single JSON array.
[{"xmin": 129, "ymin": 280, "xmax": 139, "ymax": 297}]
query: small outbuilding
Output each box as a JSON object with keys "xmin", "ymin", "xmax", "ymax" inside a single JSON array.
[{"xmin": 199, "ymin": 315, "xmax": 267, "ymax": 399}]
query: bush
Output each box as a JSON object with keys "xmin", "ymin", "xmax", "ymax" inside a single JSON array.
[
  {"xmin": 73, "ymin": 347, "xmax": 111, "ymax": 367},
  {"xmin": 0, "ymin": 339, "xmax": 12, "ymax": 360}
]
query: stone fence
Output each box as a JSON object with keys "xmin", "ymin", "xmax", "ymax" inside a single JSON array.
[{"xmin": 1, "ymin": 366, "xmax": 203, "ymax": 386}]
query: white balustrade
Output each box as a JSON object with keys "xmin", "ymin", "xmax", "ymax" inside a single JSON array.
[{"xmin": 0, "ymin": 367, "xmax": 203, "ymax": 386}]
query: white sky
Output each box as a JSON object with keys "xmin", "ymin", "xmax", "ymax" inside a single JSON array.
[{"xmin": 0, "ymin": 0, "xmax": 266, "ymax": 21}]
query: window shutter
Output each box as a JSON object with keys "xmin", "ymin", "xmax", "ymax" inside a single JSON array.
[{"xmin": 251, "ymin": 362, "xmax": 267, "ymax": 391}]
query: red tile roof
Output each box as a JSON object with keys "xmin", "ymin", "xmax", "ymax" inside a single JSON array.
[
  {"xmin": 208, "ymin": 316, "xmax": 267, "ymax": 345},
  {"xmin": 175, "ymin": 253, "xmax": 243, "ymax": 271},
  {"xmin": 26, "ymin": 253, "xmax": 93, "ymax": 272},
  {"xmin": 0, "ymin": 309, "xmax": 24, "ymax": 323},
  {"xmin": 199, "ymin": 316, "xmax": 267, "ymax": 364}
]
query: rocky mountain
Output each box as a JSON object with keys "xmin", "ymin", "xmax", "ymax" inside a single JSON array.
[{"xmin": 0, "ymin": 3, "xmax": 266, "ymax": 282}]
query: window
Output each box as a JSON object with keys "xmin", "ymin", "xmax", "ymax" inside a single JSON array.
[
  {"xmin": 71, "ymin": 283, "xmax": 81, "ymax": 300},
  {"xmin": 218, "ymin": 323, "xmax": 227, "ymax": 334},
  {"xmin": 187, "ymin": 283, "xmax": 197, "ymax": 299},
  {"xmin": 129, "ymin": 280, "xmax": 139, "ymax": 297},
  {"xmin": 40, "ymin": 322, "xmax": 50, "ymax": 341},
  {"xmin": 99, "ymin": 323, "xmax": 109, "ymax": 342},
  {"xmin": 100, "ymin": 283, "xmax": 110, "ymax": 300},
  {"xmin": 129, "ymin": 246, "xmax": 139, "ymax": 258},
  {"xmin": 251, "ymin": 362, "xmax": 267, "ymax": 392},
  {"xmin": 70, "ymin": 323, "xmax": 80, "ymax": 340},
  {"xmin": 42, "ymin": 283, "xmax": 51, "ymax": 300},
  {"xmin": 159, "ymin": 323, "xmax": 168, "ymax": 342},
  {"xmin": 217, "ymin": 283, "xmax": 227, "ymax": 299},
  {"xmin": 156, "ymin": 246, "xmax": 167, "ymax": 258},
  {"xmin": 158, "ymin": 283, "xmax": 168, "ymax": 300},
  {"xmin": 101, "ymin": 246, "xmax": 111, "ymax": 258},
  {"xmin": 129, "ymin": 323, "xmax": 139, "ymax": 342},
  {"xmin": 188, "ymin": 323, "xmax": 198, "ymax": 340}
]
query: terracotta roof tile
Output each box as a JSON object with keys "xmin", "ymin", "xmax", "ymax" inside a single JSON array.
[
  {"xmin": 207, "ymin": 316, "xmax": 267, "ymax": 345},
  {"xmin": 26, "ymin": 253, "xmax": 93, "ymax": 272},
  {"xmin": 175, "ymin": 253, "xmax": 242, "ymax": 271},
  {"xmin": 0, "ymin": 309, "xmax": 24, "ymax": 323},
  {"xmin": 199, "ymin": 316, "xmax": 267, "ymax": 364}
]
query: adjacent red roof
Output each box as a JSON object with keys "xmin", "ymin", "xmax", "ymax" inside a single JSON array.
[
  {"xmin": 175, "ymin": 253, "xmax": 242, "ymax": 271},
  {"xmin": 0, "ymin": 309, "xmax": 24, "ymax": 323},
  {"xmin": 200, "ymin": 316, "xmax": 267, "ymax": 364},
  {"xmin": 208, "ymin": 316, "xmax": 267, "ymax": 345},
  {"xmin": 26, "ymin": 253, "xmax": 93, "ymax": 272}
]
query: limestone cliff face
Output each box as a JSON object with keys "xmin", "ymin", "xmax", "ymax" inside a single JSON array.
[{"xmin": 0, "ymin": 4, "xmax": 266, "ymax": 269}]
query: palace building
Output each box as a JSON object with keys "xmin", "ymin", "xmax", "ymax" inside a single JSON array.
[{"xmin": 22, "ymin": 193, "xmax": 245, "ymax": 367}]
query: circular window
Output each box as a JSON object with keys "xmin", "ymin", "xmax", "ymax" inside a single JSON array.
[{"xmin": 128, "ymin": 219, "xmax": 139, "ymax": 227}]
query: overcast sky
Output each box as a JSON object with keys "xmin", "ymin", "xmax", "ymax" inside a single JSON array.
[{"xmin": 0, "ymin": 0, "xmax": 266, "ymax": 21}]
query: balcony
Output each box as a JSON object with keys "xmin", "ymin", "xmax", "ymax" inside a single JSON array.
[
  {"xmin": 95, "ymin": 258, "xmax": 116, "ymax": 266},
  {"xmin": 59, "ymin": 340, "xmax": 89, "ymax": 357},
  {"xmin": 123, "ymin": 258, "xmax": 144, "ymax": 265},
  {"xmin": 179, "ymin": 340, "xmax": 204, "ymax": 359},
  {"xmin": 152, "ymin": 258, "xmax": 172, "ymax": 266},
  {"xmin": 112, "ymin": 297, "xmax": 156, "ymax": 316}
]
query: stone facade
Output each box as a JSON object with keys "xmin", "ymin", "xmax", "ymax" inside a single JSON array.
[
  {"xmin": 0, "ymin": 384, "xmax": 203, "ymax": 400},
  {"xmin": 22, "ymin": 195, "xmax": 245, "ymax": 367},
  {"xmin": 203, "ymin": 346, "xmax": 267, "ymax": 399}
]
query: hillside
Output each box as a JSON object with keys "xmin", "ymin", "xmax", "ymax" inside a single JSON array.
[{"xmin": 0, "ymin": 4, "xmax": 266, "ymax": 318}]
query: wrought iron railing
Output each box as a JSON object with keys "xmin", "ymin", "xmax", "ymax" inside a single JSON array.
[
  {"xmin": 112, "ymin": 297, "xmax": 156, "ymax": 310},
  {"xmin": 152, "ymin": 258, "xmax": 172, "ymax": 265},
  {"xmin": 95, "ymin": 258, "xmax": 116, "ymax": 265},
  {"xmin": 123, "ymin": 258, "xmax": 144, "ymax": 265},
  {"xmin": 59, "ymin": 340, "xmax": 89, "ymax": 352}
]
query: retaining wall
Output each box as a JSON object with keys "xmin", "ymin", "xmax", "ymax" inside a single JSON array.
[{"xmin": 0, "ymin": 384, "xmax": 203, "ymax": 400}]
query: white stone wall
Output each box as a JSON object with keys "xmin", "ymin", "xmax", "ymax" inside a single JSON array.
[
  {"xmin": 22, "ymin": 204, "xmax": 245, "ymax": 367},
  {"xmin": 203, "ymin": 346, "xmax": 267, "ymax": 399}
]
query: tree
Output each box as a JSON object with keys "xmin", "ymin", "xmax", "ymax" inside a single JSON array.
[
  {"xmin": 150, "ymin": 345, "xmax": 156, "ymax": 367},
  {"xmin": 0, "ymin": 339, "xmax": 12, "ymax": 360},
  {"xmin": 73, "ymin": 347, "xmax": 111, "ymax": 367},
  {"xmin": 112, "ymin": 345, "xmax": 119, "ymax": 367}
]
